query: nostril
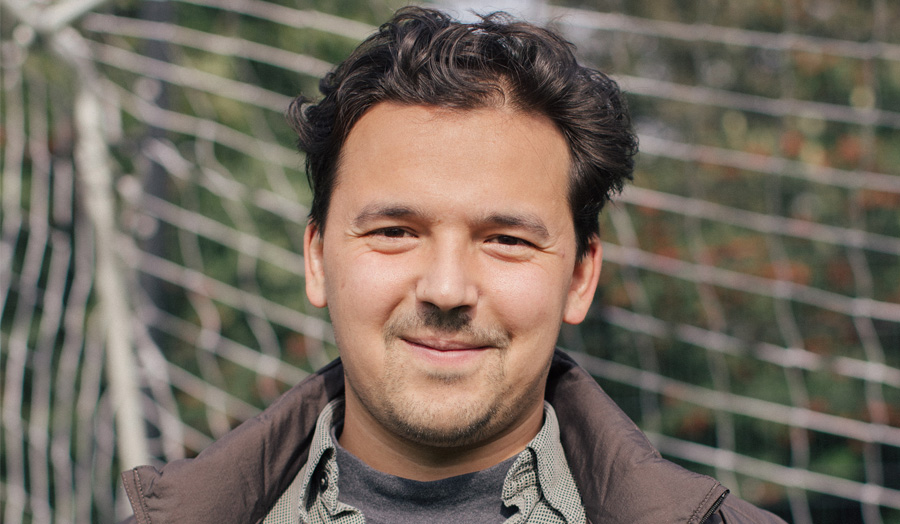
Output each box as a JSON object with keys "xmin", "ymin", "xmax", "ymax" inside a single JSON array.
[{"xmin": 418, "ymin": 303, "xmax": 472, "ymax": 331}]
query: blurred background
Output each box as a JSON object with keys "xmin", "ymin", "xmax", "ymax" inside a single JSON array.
[{"xmin": 2, "ymin": 0, "xmax": 899, "ymax": 522}]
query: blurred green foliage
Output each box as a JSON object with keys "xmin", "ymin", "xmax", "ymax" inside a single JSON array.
[{"xmin": 3, "ymin": 0, "xmax": 899, "ymax": 522}]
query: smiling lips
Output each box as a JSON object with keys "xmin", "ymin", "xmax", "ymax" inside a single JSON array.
[{"xmin": 401, "ymin": 335, "xmax": 491, "ymax": 352}]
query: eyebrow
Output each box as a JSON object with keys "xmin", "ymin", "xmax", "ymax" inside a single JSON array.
[
  {"xmin": 352, "ymin": 204, "xmax": 431, "ymax": 228},
  {"xmin": 481, "ymin": 212, "xmax": 551, "ymax": 241}
]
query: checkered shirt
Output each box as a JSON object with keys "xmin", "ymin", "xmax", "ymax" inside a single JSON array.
[{"xmin": 263, "ymin": 399, "xmax": 585, "ymax": 524}]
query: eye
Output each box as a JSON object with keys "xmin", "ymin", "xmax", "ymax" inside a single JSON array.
[
  {"xmin": 363, "ymin": 226, "xmax": 418, "ymax": 254},
  {"xmin": 370, "ymin": 227, "xmax": 413, "ymax": 238},
  {"xmin": 490, "ymin": 235, "xmax": 534, "ymax": 247}
]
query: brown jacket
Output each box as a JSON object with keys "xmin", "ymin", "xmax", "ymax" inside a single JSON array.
[{"xmin": 121, "ymin": 350, "xmax": 786, "ymax": 523}]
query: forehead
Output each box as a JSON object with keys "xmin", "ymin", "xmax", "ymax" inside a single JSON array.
[
  {"xmin": 337, "ymin": 102, "xmax": 571, "ymax": 185},
  {"xmin": 342, "ymin": 98, "xmax": 568, "ymax": 148},
  {"xmin": 328, "ymin": 102, "xmax": 574, "ymax": 235}
]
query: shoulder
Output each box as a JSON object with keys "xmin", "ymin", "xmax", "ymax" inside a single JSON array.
[
  {"xmin": 120, "ymin": 359, "xmax": 345, "ymax": 523},
  {"xmin": 547, "ymin": 351, "xmax": 787, "ymax": 524}
]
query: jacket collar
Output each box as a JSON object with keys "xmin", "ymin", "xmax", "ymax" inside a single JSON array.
[
  {"xmin": 546, "ymin": 350, "xmax": 728, "ymax": 524},
  {"xmin": 122, "ymin": 359, "xmax": 345, "ymax": 524},
  {"xmin": 123, "ymin": 351, "xmax": 726, "ymax": 524}
]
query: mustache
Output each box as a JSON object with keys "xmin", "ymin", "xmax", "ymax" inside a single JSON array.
[{"xmin": 384, "ymin": 305, "xmax": 511, "ymax": 349}]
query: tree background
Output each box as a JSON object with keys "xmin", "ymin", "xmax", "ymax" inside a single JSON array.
[{"xmin": 1, "ymin": 0, "xmax": 899, "ymax": 522}]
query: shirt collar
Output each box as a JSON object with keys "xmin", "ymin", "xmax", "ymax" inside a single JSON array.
[
  {"xmin": 300, "ymin": 399, "xmax": 584, "ymax": 523},
  {"xmin": 504, "ymin": 403, "xmax": 586, "ymax": 523},
  {"xmin": 297, "ymin": 400, "xmax": 352, "ymax": 519}
]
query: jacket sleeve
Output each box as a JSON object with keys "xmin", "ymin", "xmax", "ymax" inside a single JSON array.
[
  {"xmin": 117, "ymin": 359, "xmax": 345, "ymax": 524},
  {"xmin": 706, "ymin": 495, "xmax": 788, "ymax": 524}
]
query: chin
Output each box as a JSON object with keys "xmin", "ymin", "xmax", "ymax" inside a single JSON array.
[{"xmin": 381, "ymin": 395, "xmax": 505, "ymax": 448}]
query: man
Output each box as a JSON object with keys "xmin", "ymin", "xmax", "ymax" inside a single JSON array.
[{"xmin": 121, "ymin": 7, "xmax": 786, "ymax": 524}]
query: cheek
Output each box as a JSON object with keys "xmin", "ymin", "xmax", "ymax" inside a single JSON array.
[
  {"xmin": 485, "ymin": 265, "xmax": 570, "ymax": 334},
  {"xmin": 324, "ymin": 255, "xmax": 408, "ymax": 379},
  {"xmin": 324, "ymin": 252, "xmax": 413, "ymax": 325}
]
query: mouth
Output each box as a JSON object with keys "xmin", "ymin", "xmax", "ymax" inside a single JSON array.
[
  {"xmin": 401, "ymin": 335, "xmax": 491, "ymax": 352},
  {"xmin": 399, "ymin": 335, "xmax": 493, "ymax": 370}
]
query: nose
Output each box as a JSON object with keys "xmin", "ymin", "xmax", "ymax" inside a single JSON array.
[{"xmin": 415, "ymin": 238, "xmax": 478, "ymax": 312}]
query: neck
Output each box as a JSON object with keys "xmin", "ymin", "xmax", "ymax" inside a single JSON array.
[{"xmin": 338, "ymin": 395, "xmax": 544, "ymax": 481}]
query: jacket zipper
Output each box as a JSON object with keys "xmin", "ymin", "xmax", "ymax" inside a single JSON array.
[{"xmin": 698, "ymin": 490, "xmax": 730, "ymax": 523}]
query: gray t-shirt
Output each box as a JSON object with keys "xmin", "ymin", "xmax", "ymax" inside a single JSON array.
[
  {"xmin": 262, "ymin": 400, "xmax": 585, "ymax": 524},
  {"xmin": 334, "ymin": 439, "xmax": 517, "ymax": 524}
]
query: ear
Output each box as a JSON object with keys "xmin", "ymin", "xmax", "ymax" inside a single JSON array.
[
  {"xmin": 304, "ymin": 221, "xmax": 328, "ymax": 308},
  {"xmin": 562, "ymin": 236, "xmax": 602, "ymax": 325}
]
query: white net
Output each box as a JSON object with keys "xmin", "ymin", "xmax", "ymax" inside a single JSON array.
[{"xmin": 1, "ymin": 0, "xmax": 899, "ymax": 523}]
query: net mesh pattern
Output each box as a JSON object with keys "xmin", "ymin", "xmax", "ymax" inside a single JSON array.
[{"xmin": 1, "ymin": 0, "xmax": 899, "ymax": 522}]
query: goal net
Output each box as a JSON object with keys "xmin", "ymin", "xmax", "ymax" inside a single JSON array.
[{"xmin": 2, "ymin": 0, "xmax": 899, "ymax": 522}]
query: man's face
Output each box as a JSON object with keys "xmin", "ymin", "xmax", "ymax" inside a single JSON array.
[{"xmin": 305, "ymin": 102, "xmax": 601, "ymax": 451}]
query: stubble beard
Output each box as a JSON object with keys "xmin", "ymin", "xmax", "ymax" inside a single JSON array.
[
  {"xmin": 357, "ymin": 306, "xmax": 519, "ymax": 448},
  {"xmin": 378, "ymin": 356, "xmax": 507, "ymax": 447}
]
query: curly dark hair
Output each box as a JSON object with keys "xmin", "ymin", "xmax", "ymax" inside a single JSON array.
[{"xmin": 287, "ymin": 6, "xmax": 637, "ymax": 258}]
